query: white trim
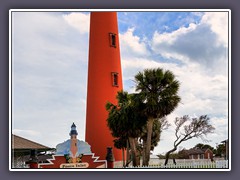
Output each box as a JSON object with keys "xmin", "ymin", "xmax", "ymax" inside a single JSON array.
[
  {"xmin": 9, "ymin": 9, "xmax": 231, "ymax": 13},
  {"xmin": 9, "ymin": 9, "xmax": 12, "ymax": 171},
  {"xmin": 228, "ymin": 9, "xmax": 231, "ymax": 171}
]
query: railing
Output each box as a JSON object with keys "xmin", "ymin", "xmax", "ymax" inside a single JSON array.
[{"xmin": 115, "ymin": 160, "xmax": 228, "ymax": 169}]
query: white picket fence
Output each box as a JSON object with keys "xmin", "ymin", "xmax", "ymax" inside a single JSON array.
[{"xmin": 115, "ymin": 160, "xmax": 228, "ymax": 169}]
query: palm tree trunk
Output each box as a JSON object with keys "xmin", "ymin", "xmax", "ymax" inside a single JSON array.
[
  {"xmin": 126, "ymin": 140, "xmax": 131, "ymax": 167},
  {"xmin": 143, "ymin": 117, "xmax": 154, "ymax": 166},
  {"xmin": 134, "ymin": 138, "xmax": 141, "ymax": 165},
  {"xmin": 128, "ymin": 137, "xmax": 140, "ymax": 167},
  {"xmin": 122, "ymin": 148, "xmax": 125, "ymax": 167},
  {"xmin": 142, "ymin": 138, "xmax": 147, "ymax": 166}
]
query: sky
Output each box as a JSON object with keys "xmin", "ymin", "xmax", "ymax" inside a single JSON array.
[{"xmin": 11, "ymin": 10, "xmax": 230, "ymax": 155}]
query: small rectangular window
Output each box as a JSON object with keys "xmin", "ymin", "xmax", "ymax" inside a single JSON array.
[
  {"xmin": 109, "ymin": 33, "xmax": 116, "ymax": 48},
  {"xmin": 111, "ymin": 72, "xmax": 119, "ymax": 87}
]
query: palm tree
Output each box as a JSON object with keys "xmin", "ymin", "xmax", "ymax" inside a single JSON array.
[
  {"xmin": 134, "ymin": 68, "xmax": 181, "ymax": 166},
  {"xmin": 106, "ymin": 91, "xmax": 146, "ymax": 167}
]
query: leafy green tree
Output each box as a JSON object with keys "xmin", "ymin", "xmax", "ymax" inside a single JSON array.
[
  {"xmin": 194, "ymin": 143, "xmax": 205, "ymax": 149},
  {"xmin": 194, "ymin": 143, "xmax": 215, "ymax": 152},
  {"xmin": 134, "ymin": 68, "xmax": 181, "ymax": 166},
  {"xmin": 177, "ymin": 149, "xmax": 189, "ymax": 159},
  {"xmin": 215, "ymin": 143, "xmax": 226, "ymax": 157}
]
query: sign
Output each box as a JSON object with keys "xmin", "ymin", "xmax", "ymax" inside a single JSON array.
[
  {"xmin": 38, "ymin": 154, "xmax": 107, "ymax": 168},
  {"xmin": 60, "ymin": 163, "xmax": 89, "ymax": 168}
]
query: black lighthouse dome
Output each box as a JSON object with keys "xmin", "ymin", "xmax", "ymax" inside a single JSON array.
[{"xmin": 69, "ymin": 122, "xmax": 78, "ymax": 136}]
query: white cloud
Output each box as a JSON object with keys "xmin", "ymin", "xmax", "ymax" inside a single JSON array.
[
  {"xmin": 63, "ymin": 12, "xmax": 90, "ymax": 34},
  {"xmin": 151, "ymin": 12, "xmax": 228, "ymax": 76},
  {"xmin": 152, "ymin": 23, "xmax": 197, "ymax": 45},
  {"xmin": 120, "ymin": 28, "xmax": 149, "ymax": 58},
  {"xmin": 201, "ymin": 12, "xmax": 228, "ymax": 47},
  {"xmin": 122, "ymin": 57, "xmax": 180, "ymax": 80},
  {"xmin": 13, "ymin": 129, "xmax": 41, "ymax": 137}
]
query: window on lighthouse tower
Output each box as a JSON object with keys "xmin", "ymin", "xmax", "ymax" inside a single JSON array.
[
  {"xmin": 109, "ymin": 33, "xmax": 116, "ymax": 48},
  {"xmin": 111, "ymin": 72, "xmax": 119, "ymax": 87}
]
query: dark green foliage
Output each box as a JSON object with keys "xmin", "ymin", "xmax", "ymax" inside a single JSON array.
[
  {"xmin": 194, "ymin": 143, "xmax": 215, "ymax": 151},
  {"xmin": 215, "ymin": 143, "xmax": 226, "ymax": 157},
  {"xmin": 135, "ymin": 68, "xmax": 181, "ymax": 119},
  {"xmin": 106, "ymin": 91, "xmax": 147, "ymax": 141}
]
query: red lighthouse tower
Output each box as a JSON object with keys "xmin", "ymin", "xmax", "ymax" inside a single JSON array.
[{"xmin": 85, "ymin": 12, "xmax": 123, "ymax": 161}]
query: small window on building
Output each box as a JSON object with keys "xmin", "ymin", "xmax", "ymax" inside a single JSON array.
[
  {"xmin": 109, "ymin": 33, "xmax": 117, "ymax": 48},
  {"xmin": 111, "ymin": 72, "xmax": 119, "ymax": 87}
]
